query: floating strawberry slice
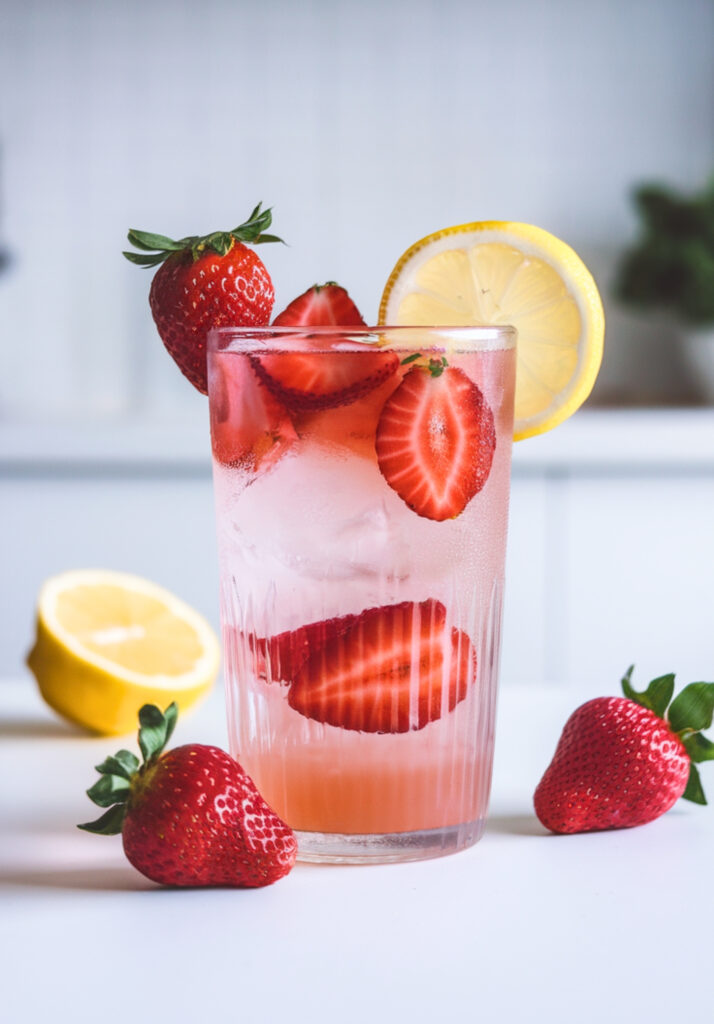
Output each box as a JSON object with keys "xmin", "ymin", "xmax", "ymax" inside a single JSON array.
[
  {"xmin": 288, "ymin": 599, "xmax": 476, "ymax": 733},
  {"xmin": 209, "ymin": 353, "xmax": 297, "ymax": 471},
  {"xmin": 253, "ymin": 283, "xmax": 400, "ymax": 411},
  {"xmin": 247, "ymin": 611, "xmax": 360, "ymax": 682},
  {"xmin": 375, "ymin": 363, "xmax": 496, "ymax": 521}
]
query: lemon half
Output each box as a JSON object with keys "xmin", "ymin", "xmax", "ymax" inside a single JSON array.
[
  {"xmin": 27, "ymin": 569, "xmax": 220, "ymax": 735},
  {"xmin": 379, "ymin": 221, "xmax": 604, "ymax": 440}
]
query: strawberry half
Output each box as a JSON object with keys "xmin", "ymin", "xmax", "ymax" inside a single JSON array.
[
  {"xmin": 209, "ymin": 353, "xmax": 297, "ymax": 471},
  {"xmin": 253, "ymin": 283, "xmax": 400, "ymax": 411},
  {"xmin": 375, "ymin": 363, "xmax": 496, "ymax": 521},
  {"xmin": 273, "ymin": 282, "xmax": 366, "ymax": 327},
  {"xmin": 288, "ymin": 599, "xmax": 476, "ymax": 733},
  {"xmin": 534, "ymin": 667, "xmax": 714, "ymax": 834},
  {"xmin": 79, "ymin": 703, "xmax": 297, "ymax": 887},
  {"xmin": 123, "ymin": 203, "xmax": 281, "ymax": 394}
]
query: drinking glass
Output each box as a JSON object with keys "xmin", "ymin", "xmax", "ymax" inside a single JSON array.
[{"xmin": 208, "ymin": 325, "xmax": 516, "ymax": 863}]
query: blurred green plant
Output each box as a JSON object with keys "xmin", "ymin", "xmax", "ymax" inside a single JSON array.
[{"xmin": 616, "ymin": 177, "xmax": 714, "ymax": 326}]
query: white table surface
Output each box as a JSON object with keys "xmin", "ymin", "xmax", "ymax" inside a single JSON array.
[{"xmin": 2, "ymin": 676, "xmax": 712, "ymax": 1024}]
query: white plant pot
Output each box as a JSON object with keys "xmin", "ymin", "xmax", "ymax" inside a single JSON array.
[{"xmin": 680, "ymin": 327, "xmax": 714, "ymax": 403}]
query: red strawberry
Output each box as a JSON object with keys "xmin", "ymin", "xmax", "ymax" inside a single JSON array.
[
  {"xmin": 253, "ymin": 283, "xmax": 399, "ymax": 410},
  {"xmin": 273, "ymin": 281, "xmax": 366, "ymax": 327},
  {"xmin": 534, "ymin": 668, "xmax": 714, "ymax": 834},
  {"xmin": 79, "ymin": 703, "xmax": 297, "ymax": 887},
  {"xmin": 375, "ymin": 362, "xmax": 496, "ymax": 522},
  {"xmin": 209, "ymin": 353, "xmax": 297, "ymax": 471},
  {"xmin": 123, "ymin": 203, "xmax": 281, "ymax": 394},
  {"xmin": 288, "ymin": 599, "xmax": 476, "ymax": 733},
  {"xmin": 247, "ymin": 611, "xmax": 360, "ymax": 682}
]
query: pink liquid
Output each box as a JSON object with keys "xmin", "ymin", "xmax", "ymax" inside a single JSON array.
[{"xmin": 210, "ymin": 339, "xmax": 515, "ymax": 844}]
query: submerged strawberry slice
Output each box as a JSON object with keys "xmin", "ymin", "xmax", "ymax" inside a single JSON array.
[
  {"xmin": 375, "ymin": 365, "xmax": 496, "ymax": 522},
  {"xmin": 209, "ymin": 353, "xmax": 297, "ymax": 471},
  {"xmin": 248, "ymin": 612, "xmax": 360, "ymax": 682},
  {"xmin": 254, "ymin": 283, "xmax": 400, "ymax": 411},
  {"xmin": 288, "ymin": 599, "xmax": 476, "ymax": 733}
]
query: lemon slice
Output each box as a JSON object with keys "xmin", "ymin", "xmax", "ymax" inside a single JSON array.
[
  {"xmin": 27, "ymin": 570, "xmax": 220, "ymax": 735},
  {"xmin": 379, "ymin": 221, "xmax": 604, "ymax": 440}
]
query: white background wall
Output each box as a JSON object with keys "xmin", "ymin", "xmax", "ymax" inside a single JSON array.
[
  {"xmin": 1, "ymin": 0, "xmax": 714, "ymax": 422},
  {"xmin": 1, "ymin": 1, "xmax": 714, "ymax": 694}
]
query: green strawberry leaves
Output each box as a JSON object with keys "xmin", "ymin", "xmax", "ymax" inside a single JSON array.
[
  {"xmin": 95, "ymin": 750, "xmax": 140, "ymax": 780},
  {"xmin": 682, "ymin": 765, "xmax": 707, "ymax": 805},
  {"xmin": 77, "ymin": 804, "xmax": 127, "ymax": 836},
  {"xmin": 622, "ymin": 668, "xmax": 714, "ymax": 806},
  {"xmin": 78, "ymin": 702, "xmax": 178, "ymax": 835},
  {"xmin": 621, "ymin": 665, "xmax": 675, "ymax": 717},
  {"xmin": 668, "ymin": 682, "xmax": 714, "ymax": 733},
  {"xmin": 123, "ymin": 202, "xmax": 283, "ymax": 268},
  {"xmin": 138, "ymin": 702, "xmax": 177, "ymax": 763},
  {"xmin": 683, "ymin": 732, "xmax": 714, "ymax": 763}
]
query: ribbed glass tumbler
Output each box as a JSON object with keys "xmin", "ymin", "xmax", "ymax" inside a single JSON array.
[{"xmin": 208, "ymin": 325, "xmax": 516, "ymax": 863}]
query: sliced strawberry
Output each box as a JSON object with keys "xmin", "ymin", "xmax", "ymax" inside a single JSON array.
[
  {"xmin": 209, "ymin": 353, "xmax": 297, "ymax": 471},
  {"xmin": 247, "ymin": 611, "xmax": 360, "ymax": 682},
  {"xmin": 288, "ymin": 599, "xmax": 476, "ymax": 733},
  {"xmin": 375, "ymin": 365, "xmax": 496, "ymax": 522},
  {"xmin": 254, "ymin": 283, "xmax": 399, "ymax": 411},
  {"xmin": 273, "ymin": 282, "xmax": 366, "ymax": 327}
]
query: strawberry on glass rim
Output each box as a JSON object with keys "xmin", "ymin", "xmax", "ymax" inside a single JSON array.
[
  {"xmin": 123, "ymin": 202, "xmax": 281, "ymax": 394},
  {"xmin": 252, "ymin": 283, "xmax": 400, "ymax": 411}
]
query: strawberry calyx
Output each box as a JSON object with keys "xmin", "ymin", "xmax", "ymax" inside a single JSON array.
[
  {"xmin": 621, "ymin": 666, "xmax": 714, "ymax": 804},
  {"xmin": 400, "ymin": 352, "xmax": 448, "ymax": 378},
  {"xmin": 123, "ymin": 202, "xmax": 282, "ymax": 269},
  {"xmin": 77, "ymin": 702, "xmax": 178, "ymax": 835}
]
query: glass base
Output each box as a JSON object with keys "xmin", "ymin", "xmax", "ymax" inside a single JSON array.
[{"xmin": 295, "ymin": 818, "xmax": 485, "ymax": 865}]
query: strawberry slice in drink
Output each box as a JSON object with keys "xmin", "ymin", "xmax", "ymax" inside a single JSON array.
[
  {"xmin": 375, "ymin": 363, "xmax": 496, "ymax": 521},
  {"xmin": 209, "ymin": 353, "xmax": 297, "ymax": 471},
  {"xmin": 253, "ymin": 283, "xmax": 400, "ymax": 411},
  {"xmin": 288, "ymin": 599, "xmax": 476, "ymax": 733},
  {"xmin": 248, "ymin": 611, "xmax": 360, "ymax": 682}
]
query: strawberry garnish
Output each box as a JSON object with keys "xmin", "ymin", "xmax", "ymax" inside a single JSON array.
[
  {"xmin": 209, "ymin": 353, "xmax": 297, "ymax": 471},
  {"xmin": 288, "ymin": 599, "xmax": 476, "ymax": 733},
  {"xmin": 375, "ymin": 362, "xmax": 496, "ymax": 521},
  {"xmin": 123, "ymin": 203, "xmax": 281, "ymax": 394},
  {"xmin": 534, "ymin": 668, "xmax": 714, "ymax": 834},
  {"xmin": 273, "ymin": 282, "xmax": 366, "ymax": 327},
  {"xmin": 253, "ymin": 283, "xmax": 400, "ymax": 411},
  {"xmin": 79, "ymin": 703, "xmax": 297, "ymax": 887}
]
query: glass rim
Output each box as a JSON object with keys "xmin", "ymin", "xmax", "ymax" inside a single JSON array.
[{"xmin": 208, "ymin": 324, "xmax": 517, "ymax": 354}]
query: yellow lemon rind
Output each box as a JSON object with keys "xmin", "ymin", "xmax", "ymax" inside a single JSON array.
[{"xmin": 378, "ymin": 220, "xmax": 605, "ymax": 441}]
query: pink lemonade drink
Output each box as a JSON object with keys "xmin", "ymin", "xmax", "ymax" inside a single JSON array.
[{"xmin": 208, "ymin": 326, "xmax": 516, "ymax": 863}]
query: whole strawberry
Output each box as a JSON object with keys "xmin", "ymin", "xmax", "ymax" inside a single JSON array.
[
  {"xmin": 534, "ymin": 667, "xmax": 714, "ymax": 834},
  {"xmin": 79, "ymin": 703, "xmax": 297, "ymax": 887},
  {"xmin": 124, "ymin": 203, "xmax": 281, "ymax": 394}
]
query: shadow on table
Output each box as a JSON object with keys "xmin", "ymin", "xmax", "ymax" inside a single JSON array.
[
  {"xmin": 0, "ymin": 865, "xmax": 155, "ymax": 892},
  {"xmin": 485, "ymin": 813, "xmax": 549, "ymax": 837},
  {"xmin": 0, "ymin": 716, "xmax": 86, "ymax": 739}
]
